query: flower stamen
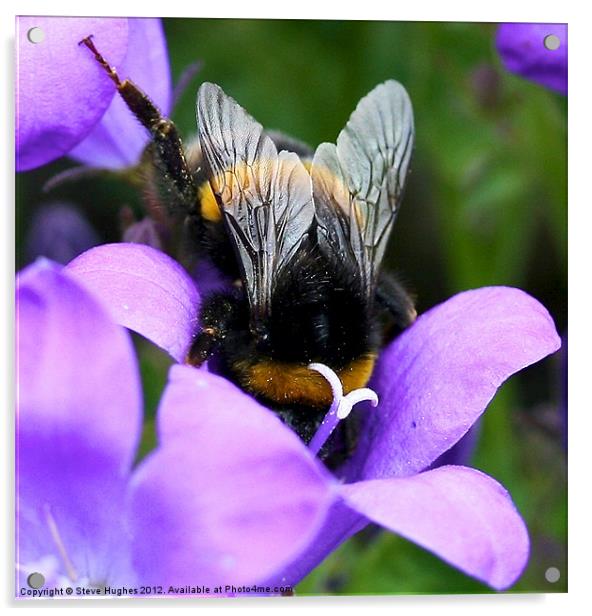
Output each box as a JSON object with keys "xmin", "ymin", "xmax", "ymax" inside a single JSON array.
[
  {"xmin": 307, "ymin": 362, "xmax": 378, "ymax": 456},
  {"xmin": 44, "ymin": 503, "xmax": 78, "ymax": 583}
]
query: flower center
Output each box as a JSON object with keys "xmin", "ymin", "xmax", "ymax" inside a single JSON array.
[{"xmin": 307, "ymin": 362, "xmax": 378, "ymax": 456}]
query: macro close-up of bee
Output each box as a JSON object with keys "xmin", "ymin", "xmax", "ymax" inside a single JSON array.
[{"xmin": 80, "ymin": 36, "xmax": 416, "ymax": 461}]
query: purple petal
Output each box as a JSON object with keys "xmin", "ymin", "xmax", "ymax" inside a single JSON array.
[
  {"xmin": 266, "ymin": 500, "xmax": 366, "ymax": 587},
  {"xmin": 430, "ymin": 421, "xmax": 481, "ymax": 469},
  {"xmin": 348, "ymin": 287, "xmax": 561, "ymax": 480},
  {"xmin": 340, "ymin": 466, "xmax": 529, "ymax": 590},
  {"xmin": 17, "ymin": 260, "xmax": 142, "ymax": 584},
  {"xmin": 70, "ymin": 18, "xmax": 172, "ymax": 168},
  {"xmin": 127, "ymin": 365, "xmax": 336, "ymax": 587},
  {"xmin": 24, "ymin": 202, "xmax": 100, "ymax": 265},
  {"xmin": 16, "ymin": 17, "xmax": 128, "ymax": 171},
  {"xmin": 496, "ymin": 23, "xmax": 567, "ymax": 95},
  {"xmin": 66, "ymin": 243, "xmax": 200, "ymax": 362}
]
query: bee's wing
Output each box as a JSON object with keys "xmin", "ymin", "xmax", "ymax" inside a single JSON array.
[
  {"xmin": 197, "ymin": 82, "xmax": 314, "ymax": 321},
  {"xmin": 311, "ymin": 80, "xmax": 414, "ymax": 298}
]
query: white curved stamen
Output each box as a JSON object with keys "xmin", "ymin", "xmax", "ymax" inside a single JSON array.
[
  {"xmin": 338, "ymin": 387, "xmax": 379, "ymax": 419},
  {"xmin": 307, "ymin": 362, "xmax": 379, "ymax": 456},
  {"xmin": 308, "ymin": 362, "xmax": 342, "ymax": 415}
]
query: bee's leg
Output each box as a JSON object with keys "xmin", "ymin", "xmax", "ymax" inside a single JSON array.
[
  {"xmin": 375, "ymin": 272, "xmax": 417, "ymax": 338},
  {"xmin": 186, "ymin": 327, "xmax": 224, "ymax": 367},
  {"xmin": 185, "ymin": 293, "xmax": 237, "ymax": 367},
  {"xmin": 79, "ymin": 36, "xmax": 198, "ymax": 217}
]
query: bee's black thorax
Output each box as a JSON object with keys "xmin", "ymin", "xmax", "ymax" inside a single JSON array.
[{"xmin": 197, "ymin": 244, "xmax": 380, "ymax": 369}]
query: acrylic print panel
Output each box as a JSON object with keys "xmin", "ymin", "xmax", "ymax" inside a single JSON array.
[{"xmin": 15, "ymin": 16, "xmax": 567, "ymax": 598}]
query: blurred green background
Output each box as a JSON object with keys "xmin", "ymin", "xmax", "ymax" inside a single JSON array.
[{"xmin": 16, "ymin": 19, "xmax": 567, "ymax": 594}]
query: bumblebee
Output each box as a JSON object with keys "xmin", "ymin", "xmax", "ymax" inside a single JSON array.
[{"xmin": 81, "ymin": 38, "xmax": 416, "ymax": 458}]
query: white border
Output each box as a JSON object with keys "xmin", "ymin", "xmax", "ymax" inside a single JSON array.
[{"xmin": 3, "ymin": 1, "xmax": 588, "ymax": 614}]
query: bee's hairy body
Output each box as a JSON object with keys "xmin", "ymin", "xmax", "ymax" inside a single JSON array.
[{"xmin": 186, "ymin": 218, "xmax": 384, "ymax": 442}]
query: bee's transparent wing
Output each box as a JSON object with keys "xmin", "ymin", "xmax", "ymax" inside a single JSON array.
[
  {"xmin": 197, "ymin": 82, "xmax": 314, "ymax": 321},
  {"xmin": 311, "ymin": 80, "xmax": 414, "ymax": 297}
]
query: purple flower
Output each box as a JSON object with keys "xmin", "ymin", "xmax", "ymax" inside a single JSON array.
[
  {"xmin": 16, "ymin": 17, "xmax": 171, "ymax": 172},
  {"xmin": 17, "ymin": 260, "xmax": 333, "ymax": 594},
  {"xmin": 16, "ymin": 17, "xmax": 128, "ymax": 171},
  {"xmin": 122, "ymin": 217, "xmax": 165, "ymax": 251},
  {"xmin": 496, "ymin": 23, "xmax": 567, "ymax": 95},
  {"xmin": 24, "ymin": 202, "xmax": 100, "ymax": 265},
  {"xmin": 64, "ymin": 243, "xmax": 561, "ymax": 590}
]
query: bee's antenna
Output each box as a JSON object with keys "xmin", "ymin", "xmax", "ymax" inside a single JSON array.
[
  {"xmin": 78, "ymin": 34, "xmax": 198, "ymax": 217},
  {"xmin": 78, "ymin": 35, "xmax": 122, "ymax": 88}
]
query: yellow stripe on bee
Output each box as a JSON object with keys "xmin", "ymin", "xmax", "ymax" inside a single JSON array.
[
  {"xmin": 198, "ymin": 162, "xmax": 266, "ymax": 224},
  {"xmin": 311, "ymin": 162, "xmax": 367, "ymax": 226},
  {"xmin": 237, "ymin": 355, "xmax": 376, "ymax": 408},
  {"xmin": 199, "ymin": 181, "xmax": 222, "ymax": 223},
  {"xmin": 198, "ymin": 159, "xmax": 360, "ymax": 226}
]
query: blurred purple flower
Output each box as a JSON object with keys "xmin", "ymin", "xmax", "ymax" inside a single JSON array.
[
  {"xmin": 65, "ymin": 243, "xmax": 561, "ymax": 590},
  {"xmin": 24, "ymin": 202, "xmax": 100, "ymax": 265},
  {"xmin": 16, "ymin": 17, "xmax": 129, "ymax": 171},
  {"xmin": 69, "ymin": 18, "xmax": 172, "ymax": 169},
  {"xmin": 122, "ymin": 217, "xmax": 164, "ymax": 251},
  {"xmin": 496, "ymin": 23, "xmax": 567, "ymax": 95},
  {"xmin": 560, "ymin": 332, "xmax": 567, "ymax": 451},
  {"xmin": 17, "ymin": 260, "xmax": 333, "ymax": 594}
]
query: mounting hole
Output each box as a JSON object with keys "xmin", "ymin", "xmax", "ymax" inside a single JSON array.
[
  {"xmin": 545, "ymin": 566, "xmax": 561, "ymax": 583},
  {"xmin": 544, "ymin": 34, "xmax": 561, "ymax": 51},
  {"xmin": 27, "ymin": 27, "xmax": 45, "ymax": 44},
  {"xmin": 27, "ymin": 572, "xmax": 45, "ymax": 589}
]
